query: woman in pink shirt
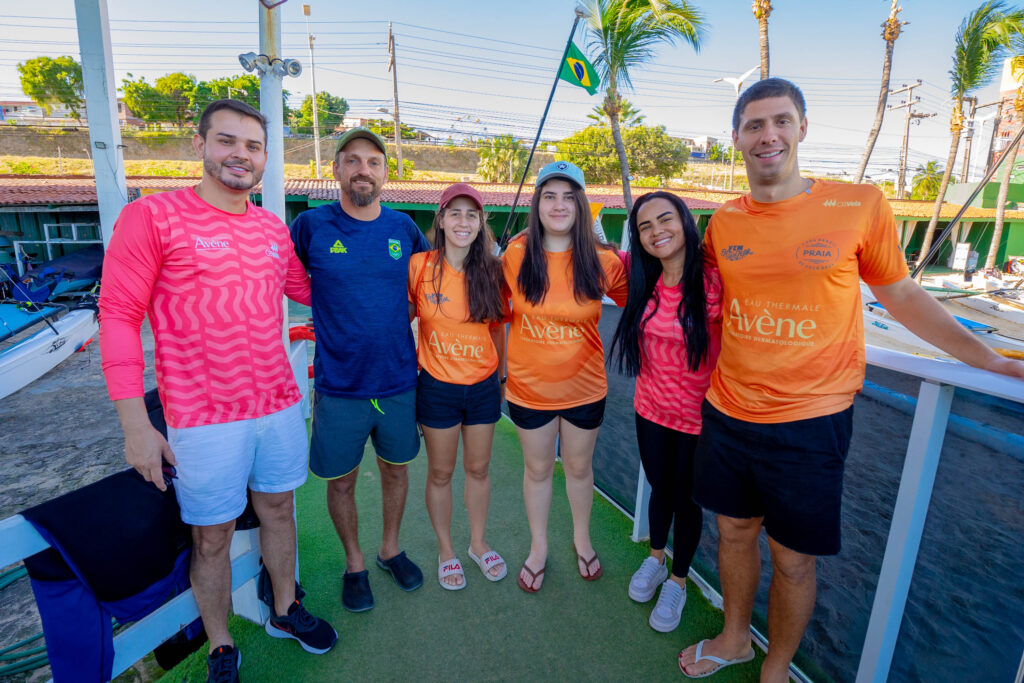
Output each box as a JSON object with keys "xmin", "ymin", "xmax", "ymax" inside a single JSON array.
[{"xmin": 608, "ymin": 191, "xmax": 722, "ymax": 634}]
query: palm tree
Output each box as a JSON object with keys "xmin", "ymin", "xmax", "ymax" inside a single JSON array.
[
  {"xmin": 911, "ymin": 160, "xmax": 944, "ymax": 200},
  {"xmin": 585, "ymin": 0, "xmax": 707, "ymax": 214},
  {"xmin": 752, "ymin": 0, "xmax": 772, "ymax": 80},
  {"xmin": 854, "ymin": 1, "xmax": 908, "ymax": 184},
  {"xmin": 986, "ymin": 57, "xmax": 1024, "ymax": 269},
  {"xmin": 477, "ymin": 134, "xmax": 529, "ymax": 183},
  {"xmin": 586, "ymin": 97, "xmax": 645, "ymax": 127},
  {"xmin": 916, "ymin": 1, "xmax": 1023, "ymax": 279}
]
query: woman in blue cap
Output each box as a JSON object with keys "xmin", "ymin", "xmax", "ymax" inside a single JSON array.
[{"xmin": 501, "ymin": 161, "xmax": 628, "ymax": 592}]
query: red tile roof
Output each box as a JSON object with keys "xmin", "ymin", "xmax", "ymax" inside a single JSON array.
[
  {"xmin": 4, "ymin": 175, "xmax": 1018, "ymax": 220},
  {"xmin": 0, "ymin": 175, "xmax": 722, "ymax": 212}
]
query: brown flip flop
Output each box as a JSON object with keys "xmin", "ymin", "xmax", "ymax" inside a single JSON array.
[
  {"xmin": 517, "ymin": 561, "xmax": 546, "ymax": 593},
  {"xmin": 573, "ymin": 544, "xmax": 603, "ymax": 581}
]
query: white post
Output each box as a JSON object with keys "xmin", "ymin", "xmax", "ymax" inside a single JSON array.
[
  {"xmin": 73, "ymin": 0, "xmax": 127, "ymax": 247},
  {"xmin": 856, "ymin": 380, "xmax": 954, "ymax": 682},
  {"xmin": 259, "ymin": 5, "xmax": 285, "ymax": 222},
  {"xmin": 631, "ymin": 463, "xmax": 651, "ymax": 542}
]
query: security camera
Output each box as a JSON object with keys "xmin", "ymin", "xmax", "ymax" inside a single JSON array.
[{"xmin": 284, "ymin": 59, "xmax": 303, "ymax": 78}]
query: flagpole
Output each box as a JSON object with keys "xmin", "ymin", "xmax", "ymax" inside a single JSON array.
[{"xmin": 498, "ymin": 6, "xmax": 589, "ymax": 249}]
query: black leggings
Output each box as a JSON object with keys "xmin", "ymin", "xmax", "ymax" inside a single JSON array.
[{"xmin": 635, "ymin": 412, "xmax": 702, "ymax": 579}]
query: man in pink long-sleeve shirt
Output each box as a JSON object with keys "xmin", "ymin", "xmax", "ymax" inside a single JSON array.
[{"xmin": 99, "ymin": 100, "xmax": 336, "ymax": 681}]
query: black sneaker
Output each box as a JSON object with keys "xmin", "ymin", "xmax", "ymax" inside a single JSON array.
[
  {"xmin": 265, "ymin": 600, "xmax": 338, "ymax": 655},
  {"xmin": 206, "ymin": 645, "xmax": 240, "ymax": 683}
]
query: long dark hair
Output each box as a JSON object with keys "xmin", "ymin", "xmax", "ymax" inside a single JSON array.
[
  {"xmin": 425, "ymin": 208, "xmax": 504, "ymax": 323},
  {"xmin": 516, "ymin": 180, "xmax": 609, "ymax": 305},
  {"xmin": 609, "ymin": 191, "xmax": 709, "ymax": 375}
]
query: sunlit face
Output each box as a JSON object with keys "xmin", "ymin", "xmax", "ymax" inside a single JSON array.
[
  {"xmin": 733, "ymin": 95, "xmax": 807, "ymax": 187},
  {"xmin": 194, "ymin": 109, "xmax": 267, "ymax": 191},
  {"xmin": 440, "ymin": 196, "xmax": 482, "ymax": 250},
  {"xmin": 537, "ymin": 179, "xmax": 577, "ymax": 237},
  {"xmin": 333, "ymin": 138, "xmax": 387, "ymax": 207},
  {"xmin": 636, "ymin": 197, "xmax": 686, "ymax": 263}
]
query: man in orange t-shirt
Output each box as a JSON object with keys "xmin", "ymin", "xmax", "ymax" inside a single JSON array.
[{"xmin": 679, "ymin": 79, "xmax": 1024, "ymax": 681}]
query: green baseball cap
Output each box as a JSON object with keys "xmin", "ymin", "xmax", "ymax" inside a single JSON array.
[{"xmin": 334, "ymin": 126, "xmax": 388, "ymax": 158}]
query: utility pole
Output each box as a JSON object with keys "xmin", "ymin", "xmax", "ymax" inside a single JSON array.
[
  {"xmin": 387, "ymin": 23, "xmax": 403, "ymax": 179},
  {"xmin": 303, "ymin": 4, "xmax": 321, "ymax": 179},
  {"xmin": 959, "ymin": 96, "xmax": 978, "ymax": 182},
  {"xmin": 888, "ymin": 81, "xmax": 932, "ymax": 200},
  {"xmin": 976, "ymin": 98, "xmax": 1005, "ymax": 174}
]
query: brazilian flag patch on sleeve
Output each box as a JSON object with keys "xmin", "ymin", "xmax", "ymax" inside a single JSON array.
[{"xmin": 388, "ymin": 238, "xmax": 402, "ymax": 260}]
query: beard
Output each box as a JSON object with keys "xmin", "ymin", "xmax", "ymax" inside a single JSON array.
[
  {"xmin": 204, "ymin": 155, "xmax": 263, "ymax": 191},
  {"xmin": 343, "ymin": 175, "xmax": 381, "ymax": 207}
]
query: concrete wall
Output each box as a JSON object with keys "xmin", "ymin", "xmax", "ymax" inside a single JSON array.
[{"xmin": 0, "ymin": 128, "xmax": 555, "ymax": 175}]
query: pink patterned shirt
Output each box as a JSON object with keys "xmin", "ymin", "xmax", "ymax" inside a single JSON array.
[
  {"xmin": 634, "ymin": 268, "xmax": 723, "ymax": 434},
  {"xmin": 99, "ymin": 187, "xmax": 311, "ymax": 429}
]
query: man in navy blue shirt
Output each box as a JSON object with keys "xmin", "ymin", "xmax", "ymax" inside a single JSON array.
[{"xmin": 291, "ymin": 128, "xmax": 429, "ymax": 611}]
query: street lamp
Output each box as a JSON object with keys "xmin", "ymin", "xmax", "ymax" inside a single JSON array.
[
  {"xmin": 302, "ymin": 4, "xmax": 322, "ymax": 179},
  {"xmin": 713, "ymin": 66, "xmax": 758, "ymax": 191}
]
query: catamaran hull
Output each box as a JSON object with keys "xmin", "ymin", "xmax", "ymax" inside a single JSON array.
[
  {"xmin": 863, "ymin": 307, "xmax": 1024, "ymax": 358},
  {"xmin": 0, "ymin": 309, "xmax": 98, "ymax": 400}
]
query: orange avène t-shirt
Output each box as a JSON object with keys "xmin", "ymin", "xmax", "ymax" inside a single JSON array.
[
  {"xmin": 704, "ymin": 181, "xmax": 908, "ymax": 423},
  {"xmin": 502, "ymin": 239, "xmax": 629, "ymax": 410},
  {"xmin": 409, "ymin": 251, "xmax": 499, "ymax": 385}
]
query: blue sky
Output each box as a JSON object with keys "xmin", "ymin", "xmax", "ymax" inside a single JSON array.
[{"xmin": 0, "ymin": 1, "xmax": 1017, "ymax": 178}]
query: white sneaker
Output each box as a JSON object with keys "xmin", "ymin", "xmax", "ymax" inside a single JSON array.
[
  {"xmin": 627, "ymin": 556, "xmax": 668, "ymax": 602},
  {"xmin": 649, "ymin": 578, "xmax": 686, "ymax": 632}
]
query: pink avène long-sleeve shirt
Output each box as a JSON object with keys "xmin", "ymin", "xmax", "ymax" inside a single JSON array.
[{"xmin": 99, "ymin": 187, "xmax": 311, "ymax": 429}]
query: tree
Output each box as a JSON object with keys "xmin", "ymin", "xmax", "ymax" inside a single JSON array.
[
  {"xmin": 707, "ymin": 141, "xmax": 740, "ymax": 164},
  {"xmin": 17, "ymin": 56, "xmax": 84, "ymax": 121},
  {"xmin": 366, "ymin": 118, "xmax": 418, "ymax": 140},
  {"xmin": 191, "ymin": 75, "xmax": 291, "ymax": 124},
  {"xmin": 585, "ymin": 0, "xmax": 706, "ymax": 214},
  {"xmin": 910, "ymin": 160, "xmax": 944, "ymax": 200},
  {"xmin": 556, "ymin": 124, "xmax": 689, "ymax": 185},
  {"xmin": 586, "ymin": 97, "xmax": 645, "ymax": 127},
  {"xmin": 121, "ymin": 75, "xmax": 164, "ymax": 124},
  {"xmin": 854, "ymin": 1, "xmax": 908, "ymax": 184},
  {"xmin": 155, "ymin": 73, "xmax": 197, "ymax": 127},
  {"xmin": 752, "ymin": 0, "xmax": 772, "ymax": 80},
  {"xmin": 916, "ymin": 1, "xmax": 1024, "ymax": 278},
  {"xmin": 290, "ymin": 92, "xmax": 348, "ymax": 136},
  {"xmin": 477, "ymin": 134, "xmax": 529, "ymax": 183},
  {"xmin": 121, "ymin": 72, "xmax": 197, "ymax": 126}
]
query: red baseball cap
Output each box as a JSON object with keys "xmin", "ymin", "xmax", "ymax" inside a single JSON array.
[{"xmin": 439, "ymin": 183, "xmax": 483, "ymax": 211}]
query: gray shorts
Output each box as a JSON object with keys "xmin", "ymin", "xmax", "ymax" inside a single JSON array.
[{"xmin": 309, "ymin": 389, "xmax": 420, "ymax": 479}]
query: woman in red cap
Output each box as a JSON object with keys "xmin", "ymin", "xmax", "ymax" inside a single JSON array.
[
  {"xmin": 409, "ymin": 183, "xmax": 508, "ymax": 590},
  {"xmin": 502, "ymin": 161, "xmax": 628, "ymax": 593}
]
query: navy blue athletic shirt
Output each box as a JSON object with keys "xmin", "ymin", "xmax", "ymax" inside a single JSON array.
[{"xmin": 291, "ymin": 202, "xmax": 429, "ymax": 398}]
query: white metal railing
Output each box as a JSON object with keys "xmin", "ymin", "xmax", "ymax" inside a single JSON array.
[
  {"xmin": 0, "ymin": 337, "xmax": 309, "ymax": 682},
  {"xmin": 12, "ymin": 223, "xmax": 102, "ymax": 277},
  {"xmin": 630, "ymin": 344, "xmax": 1024, "ymax": 682}
]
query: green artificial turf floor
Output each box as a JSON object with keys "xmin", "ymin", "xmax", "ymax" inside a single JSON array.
[{"xmin": 162, "ymin": 417, "xmax": 762, "ymax": 682}]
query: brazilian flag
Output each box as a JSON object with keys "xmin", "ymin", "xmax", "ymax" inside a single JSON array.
[{"xmin": 559, "ymin": 42, "xmax": 599, "ymax": 95}]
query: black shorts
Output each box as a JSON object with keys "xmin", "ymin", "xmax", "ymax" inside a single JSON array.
[
  {"xmin": 416, "ymin": 370, "xmax": 501, "ymax": 429},
  {"xmin": 693, "ymin": 400, "xmax": 854, "ymax": 556},
  {"xmin": 506, "ymin": 398, "xmax": 606, "ymax": 431}
]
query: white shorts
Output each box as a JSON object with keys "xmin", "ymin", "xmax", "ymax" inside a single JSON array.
[{"xmin": 167, "ymin": 401, "xmax": 308, "ymax": 526}]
